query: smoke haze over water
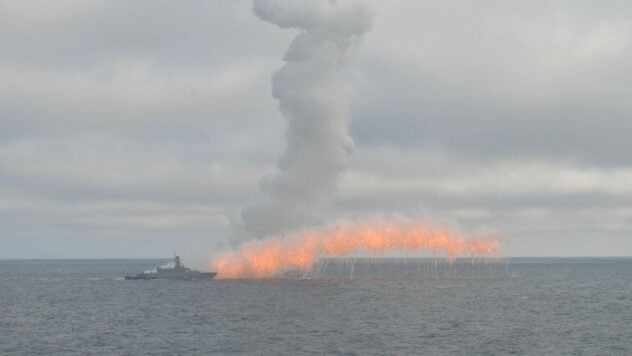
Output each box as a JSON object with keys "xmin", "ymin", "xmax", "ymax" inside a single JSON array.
[{"xmin": 235, "ymin": 0, "xmax": 373, "ymax": 244}]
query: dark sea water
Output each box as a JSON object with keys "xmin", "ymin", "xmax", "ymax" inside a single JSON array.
[{"xmin": 1, "ymin": 258, "xmax": 631, "ymax": 355}]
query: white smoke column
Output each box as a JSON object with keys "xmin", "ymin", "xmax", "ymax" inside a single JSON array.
[{"xmin": 237, "ymin": 0, "xmax": 373, "ymax": 243}]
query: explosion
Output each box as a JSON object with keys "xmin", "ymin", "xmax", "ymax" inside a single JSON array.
[
  {"xmin": 215, "ymin": 1, "xmax": 502, "ymax": 279},
  {"xmin": 212, "ymin": 223, "xmax": 501, "ymax": 279}
]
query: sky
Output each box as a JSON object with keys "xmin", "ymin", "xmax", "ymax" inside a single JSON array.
[{"xmin": 1, "ymin": 0, "xmax": 631, "ymax": 259}]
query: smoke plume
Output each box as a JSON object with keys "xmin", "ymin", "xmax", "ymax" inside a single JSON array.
[{"xmin": 236, "ymin": 0, "xmax": 373, "ymax": 243}]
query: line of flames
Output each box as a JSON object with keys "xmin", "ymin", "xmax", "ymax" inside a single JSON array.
[{"xmin": 211, "ymin": 224, "xmax": 502, "ymax": 279}]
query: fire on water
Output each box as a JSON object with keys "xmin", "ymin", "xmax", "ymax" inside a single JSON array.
[{"xmin": 211, "ymin": 223, "xmax": 502, "ymax": 279}]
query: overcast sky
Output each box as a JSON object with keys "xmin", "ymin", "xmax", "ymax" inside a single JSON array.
[{"xmin": 1, "ymin": 0, "xmax": 631, "ymax": 259}]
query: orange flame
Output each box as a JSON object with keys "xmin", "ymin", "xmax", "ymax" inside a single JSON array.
[{"xmin": 211, "ymin": 223, "xmax": 501, "ymax": 279}]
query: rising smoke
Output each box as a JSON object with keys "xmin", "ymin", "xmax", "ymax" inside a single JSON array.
[{"xmin": 235, "ymin": 0, "xmax": 373, "ymax": 243}]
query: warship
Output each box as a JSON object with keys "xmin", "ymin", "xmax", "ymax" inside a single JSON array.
[{"xmin": 125, "ymin": 255, "xmax": 217, "ymax": 280}]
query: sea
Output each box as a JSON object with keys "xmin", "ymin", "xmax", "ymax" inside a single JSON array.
[{"xmin": 1, "ymin": 258, "xmax": 631, "ymax": 355}]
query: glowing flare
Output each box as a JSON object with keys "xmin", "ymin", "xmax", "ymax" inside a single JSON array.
[{"xmin": 212, "ymin": 224, "xmax": 501, "ymax": 279}]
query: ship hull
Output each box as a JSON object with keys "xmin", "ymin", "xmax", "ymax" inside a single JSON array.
[{"xmin": 125, "ymin": 272, "xmax": 217, "ymax": 280}]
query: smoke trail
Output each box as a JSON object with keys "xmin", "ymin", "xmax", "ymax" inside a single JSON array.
[
  {"xmin": 213, "ymin": 223, "xmax": 501, "ymax": 279},
  {"xmin": 236, "ymin": 0, "xmax": 373, "ymax": 243}
]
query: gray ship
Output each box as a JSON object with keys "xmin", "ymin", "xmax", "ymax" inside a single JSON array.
[{"xmin": 125, "ymin": 255, "xmax": 217, "ymax": 280}]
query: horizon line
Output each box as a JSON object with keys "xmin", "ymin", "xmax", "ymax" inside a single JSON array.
[{"xmin": 1, "ymin": 256, "xmax": 631, "ymax": 260}]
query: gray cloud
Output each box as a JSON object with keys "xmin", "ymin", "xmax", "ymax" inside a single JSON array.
[{"xmin": 351, "ymin": 1, "xmax": 632, "ymax": 166}]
